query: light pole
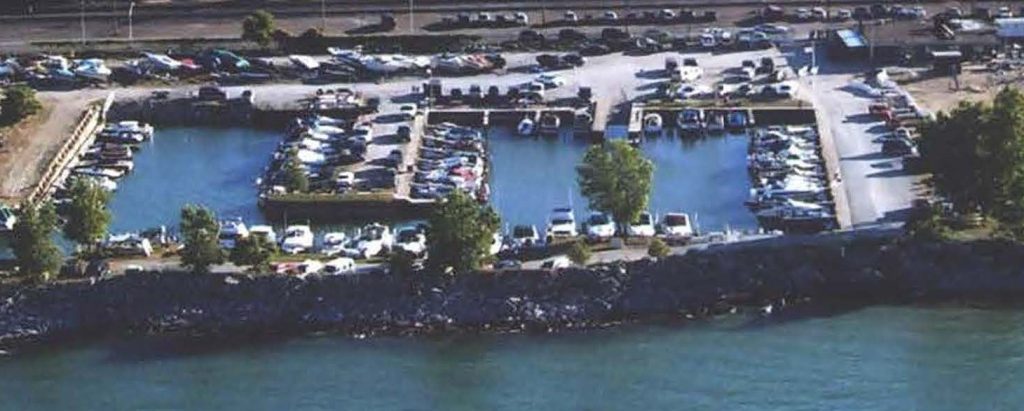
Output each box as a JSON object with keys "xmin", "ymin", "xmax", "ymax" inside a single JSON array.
[
  {"xmin": 80, "ymin": 0, "xmax": 86, "ymax": 44},
  {"xmin": 320, "ymin": 0, "xmax": 326, "ymax": 31},
  {"xmin": 408, "ymin": 0, "xmax": 414, "ymax": 33},
  {"xmin": 128, "ymin": 2, "xmax": 135, "ymax": 42}
]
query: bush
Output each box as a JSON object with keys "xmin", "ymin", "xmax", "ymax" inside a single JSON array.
[
  {"xmin": 567, "ymin": 239, "xmax": 591, "ymax": 266},
  {"xmin": 647, "ymin": 238, "xmax": 671, "ymax": 258},
  {"xmin": 1, "ymin": 85, "xmax": 42, "ymax": 125}
]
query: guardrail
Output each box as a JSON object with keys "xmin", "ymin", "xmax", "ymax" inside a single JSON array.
[{"xmin": 24, "ymin": 92, "xmax": 115, "ymax": 206}]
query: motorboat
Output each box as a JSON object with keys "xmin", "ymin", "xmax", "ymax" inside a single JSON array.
[
  {"xmin": 395, "ymin": 226, "xmax": 427, "ymax": 257},
  {"xmin": 248, "ymin": 225, "xmax": 277, "ymax": 244},
  {"xmin": 104, "ymin": 233, "xmax": 153, "ymax": 257},
  {"xmin": 322, "ymin": 257, "xmax": 357, "ymax": 275},
  {"xmin": 143, "ymin": 52, "xmax": 182, "ymax": 71},
  {"xmin": 99, "ymin": 121, "xmax": 154, "ymax": 141},
  {"xmin": 539, "ymin": 113, "xmax": 561, "ymax": 137},
  {"xmin": 509, "ymin": 224, "xmax": 540, "ymax": 248},
  {"xmin": 705, "ymin": 112, "xmax": 726, "ymax": 133},
  {"xmin": 659, "ymin": 212, "xmax": 694, "ymax": 240},
  {"xmin": 73, "ymin": 167, "xmax": 125, "ymax": 180},
  {"xmin": 295, "ymin": 260, "xmax": 325, "ymax": 279},
  {"xmin": 0, "ymin": 205, "xmax": 16, "ymax": 232},
  {"xmin": 517, "ymin": 116, "xmax": 536, "ymax": 136},
  {"xmin": 218, "ymin": 218, "xmax": 249, "ymax": 249},
  {"xmin": 73, "ymin": 58, "xmax": 111, "ymax": 81},
  {"xmin": 676, "ymin": 109, "xmax": 704, "ymax": 132},
  {"xmin": 643, "ymin": 113, "xmax": 663, "ymax": 135},
  {"xmin": 347, "ymin": 223, "xmax": 393, "ymax": 259},
  {"xmin": 756, "ymin": 199, "xmax": 836, "ymax": 232},
  {"xmin": 545, "ymin": 207, "xmax": 578, "ymax": 240},
  {"xmin": 79, "ymin": 176, "xmax": 117, "ymax": 192},
  {"xmin": 289, "ymin": 54, "xmax": 321, "ymax": 71},
  {"xmin": 281, "ymin": 225, "xmax": 314, "ymax": 254},
  {"xmin": 321, "ymin": 232, "xmax": 349, "ymax": 256},
  {"xmin": 626, "ymin": 211, "xmax": 656, "ymax": 237},
  {"xmin": 584, "ymin": 212, "xmax": 616, "ymax": 240},
  {"xmin": 727, "ymin": 110, "xmax": 753, "ymax": 130}
]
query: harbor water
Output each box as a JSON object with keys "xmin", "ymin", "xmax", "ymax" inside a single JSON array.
[
  {"xmin": 106, "ymin": 127, "xmax": 755, "ymax": 234},
  {"xmin": 2, "ymin": 306, "xmax": 1022, "ymax": 410}
]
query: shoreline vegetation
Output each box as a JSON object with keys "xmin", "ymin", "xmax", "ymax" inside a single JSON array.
[{"xmin": 5, "ymin": 233, "xmax": 1024, "ymax": 353}]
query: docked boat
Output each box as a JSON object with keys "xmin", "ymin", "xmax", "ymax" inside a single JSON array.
[
  {"xmin": 545, "ymin": 207, "xmax": 578, "ymax": 241},
  {"xmin": 98, "ymin": 159, "xmax": 134, "ymax": 173},
  {"xmin": 509, "ymin": 224, "xmax": 540, "ymax": 248},
  {"xmin": 643, "ymin": 113, "xmax": 663, "ymax": 135},
  {"xmin": 676, "ymin": 109, "xmax": 704, "ymax": 132},
  {"xmin": 0, "ymin": 205, "xmax": 16, "ymax": 232},
  {"xmin": 727, "ymin": 110, "xmax": 753, "ymax": 130},
  {"xmin": 705, "ymin": 112, "xmax": 726, "ymax": 133},
  {"xmin": 104, "ymin": 233, "xmax": 153, "ymax": 257},
  {"xmin": 574, "ymin": 112, "xmax": 593, "ymax": 132},
  {"xmin": 659, "ymin": 212, "xmax": 694, "ymax": 242},
  {"xmin": 395, "ymin": 226, "xmax": 427, "ymax": 257},
  {"xmin": 756, "ymin": 199, "xmax": 836, "ymax": 232},
  {"xmin": 517, "ymin": 116, "xmax": 535, "ymax": 136},
  {"xmin": 539, "ymin": 113, "xmax": 561, "ymax": 137},
  {"xmin": 218, "ymin": 218, "xmax": 249, "ymax": 249},
  {"xmin": 73, "ymin": 59, "xmax": 111, "ymax": 81},
  {"xmin": 98, "ymin": 121, "xmax": 154, "ymax": 143},
  {"xmin": 73, "ymin": 166, "xmax": 125, "ymax": 180},
  {"xmin": 281, "ymin": 225, "xmax": 314, "ymax": 254},
  {"xmin": 347, "ymin": 223, "xmax": 394, "ymax": 259},
  {"xmin": 249, "ymin": 225, "xmax": 277, "ymax": 244}
]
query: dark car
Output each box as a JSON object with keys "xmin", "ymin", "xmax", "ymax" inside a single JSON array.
[
  {"xmin": 519, "ymin": 30, "xmax": 545, "ymax": 43},
  {"xmin": 580, "ymin": 43, "xmax": 612, "ymax": 56},
  {"xmin": 853, "ymin": 6, "xmax": 872, "ymax": 20},
  {"xmin": 562, "ymin": 53, "xmax": 585, "ymax": 67},
  {"xmin": 558, "ymin": 28, "xmax": 587, "ymax": 42},
  {"xmin": 882, "ymin": 138, "xmax": 916, "ymax": 156},
  {"xmin": 601, "ymin": 27, "xmax": 629, "ymax": 41},
  {"xmin": 762, "ymin": 5, "xmax": 785, "ymax": 21},
  {"xmin": 396, "ymin": 125, "xmax": 411, "ymax": 142},
  {"xmin": 870, "ymin": 3, "xmax": 892, "ymax": 18}
]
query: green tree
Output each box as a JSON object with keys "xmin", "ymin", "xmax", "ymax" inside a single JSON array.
[
  {"xmin": 229, "ymin": 234, "xmax": 276, "ymax": 272},
  {"xmin": 62, "ymin": 177, "xmax": 111, "ymax": 253},
  {"xmin": 281, "ymin": 152, "xmax": 310, "ymax": 193},
  {"xmin": 426, "ymin": 191, "xmax": 500, "ymax": 274},
  {"xmin": 1, "ymin": 85, "xmax": 42, "ymax": 125},
  {"xmin": 179, "ymin": 204, "xmax": 224, "ymax": 273},
  {"xmin": 388, "ymin": 250, "xmax": 418, "ymax": 279},
  {"xmin": 242, "ymin": 10, "xmax": 277, "ymax": 47},
  {"xmin": 566, "ymin": 239, "xmax": 591, "ymax": 266},
  {"xmin": 11, "ymin": 203, "xmax": 62, "ymax": 281},
  {"xmin": 647, "ymin": 238, "xmax": 671, "ymax": 258},
  {"xmin": 576, "ymin": 140, "xmax": 654, "ymax": 234}
]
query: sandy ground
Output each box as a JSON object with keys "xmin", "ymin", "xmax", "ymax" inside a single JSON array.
[
  {"xmin": 0, "ymin": 92, "xmax": 103, "ymax": 206},
  {"xmin": 901, "ymin": 65, "xmax": 1017, "ymax": 114}
]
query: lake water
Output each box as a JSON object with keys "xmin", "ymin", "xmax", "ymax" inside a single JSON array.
[
  {"xmin": 2, "ymin": 306, "xmax": 1022, "ymax": 410},
  {"xmin": 106, "ymin": 127, "xmax": 755, "ymax": 234}
]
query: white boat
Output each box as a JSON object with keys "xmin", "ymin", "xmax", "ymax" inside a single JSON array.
[
  {"xmin": 659, "ymin": 212, "xmax": 694, "ymax": 240},
  {"xmin": 395, "ymin": 226, "xmax": 427, "ymax": 257},
  {"xmin": 73, "ymin": 59, "xmax": 111, "ymax": 81},
  {"xmin": 288, "ymin": 54, "xmax": 320, "ymax": 71},
  {"xmin": 584, "ymin": 212, "xmax": 616, "ymax": 240},
  {"xmin": 489, "ymin": 232, "xmax": 503, "ymax": 256},
  {"xmin": 281, "ymin": 225, "xmax": 314, "ymax": 254},
  {"xmin": 79, "ymin": 176, "xmax": 118, "ymax": 192},
  {"xmin": 517, "ymin": 116, "xmax": 536, "ymax": 136},
  {"xmin": 676, "ymin": 109, "xmax": 704, "ymax": 131},
  {"xmin": 643, "ymin": 113, "xmax": 663, "ymax": 135},
  {"xmin": 321, "ymin": 232, "xmax": 349, "ymax": 256},
  {"xmin": 539, "ymin": 113, "xmax": 561, "ymax": 137},
  {"xmin": 73, "ymin": 167, "xmax": 125, "ymax": 180},
  {"xmin": 218, "ymin": 218, "xmax": 249, "ymax": 249},
  {"xmin": 104, "ymin": 233, "xmax": 153, "ymax": 257},
  {"xmin": 248, "ymin": 225, "xmax": 277, "ymax": 244},
  {"xmin": 545, "ymin": 207, "xmax": 577, "ymax": 240},
  {"xmin": 0, "ymin": 205, "xmax": 16, "ymax": 232},
  {"xmin": 347, "ymin": 223, "xmax": 393, "ymax": 259},
  {"xmin": 99, "ymin": 121, "xmax": 154, "ymax": 141},
  {"xmin": 296, "ymin": 260, "xmax": 325, "ymax": 279}
]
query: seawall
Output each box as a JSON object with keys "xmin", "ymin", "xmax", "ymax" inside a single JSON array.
[{"xmin": 4, "ymin": 236, "xmax": 1024, "ymax": 350}]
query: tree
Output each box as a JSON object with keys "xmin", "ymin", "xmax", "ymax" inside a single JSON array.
[
  {"xmin": 426, "ymin": 191, "xmax": 500, "ymax": 274},
  {"xmin": 62, "ymin": 177, "xmax": 111, "ymax": 253},
  {"xmin": 281, "ymin": 151, "xmax": 309, "ymax": 193},
  {"xmin": 566, "ymin": 239, "xmax": 591, "ymax": 266},
  {"xmin": 229, "ymin": 235, "xmax": 275, "ymax": 272},
  {"xmin": 1, "ymin": 85, "xmax": 42, "ymax": 125},
  {"xmin": 576, "ymin": 140, "xmax": 655, "ymax": 234},
  {"xmin": 179, "ymin": 204, "xmax": 224, "ymax": 273},
  {"xmin": 11, "ymin": 203, "xmax": 62, "ymax": 281},
  {"xmin": 388, "ymin": 250, "xmax": 418, "ymax": 279},
  {"xmin": 647, "ymin": 238, "xmax": 671, "ymax": 258},
  {"xmin": 242, "ymin": 10, "xmax": 277, "ymax": 47}
]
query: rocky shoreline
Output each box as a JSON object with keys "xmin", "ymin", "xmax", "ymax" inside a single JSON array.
[{"xmin": 4, "ymin": 236, "xmax": 1024, "ymax": 352}]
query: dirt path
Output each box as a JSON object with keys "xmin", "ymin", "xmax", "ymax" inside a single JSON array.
[{"xmin": 0, "ymin": 91, "xmax": 103, "ymax": 205}]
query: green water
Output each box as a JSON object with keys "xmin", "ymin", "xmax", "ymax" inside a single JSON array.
[{"xmin": 2, "ymin": 306, "xmax": 1022, "ymax": 410}]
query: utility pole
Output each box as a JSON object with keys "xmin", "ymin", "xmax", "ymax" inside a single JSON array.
[
  {"xmin": 320, "ymin": 0, "xmax": 326, "ymax": 31},
  {"xmin": 112, "ymin": 0, "xmax": 118, "ymax": 35},
  {"xmin": 128, "ymin": 2, "xmax": 135, "ymax": 42},
  {"xmin": 80, "ymin": 0, "xmax": 86, "ymax": 45},
  {"xmin": 408, "ymin": 0, "xmax": 414, "ymax": 33}
]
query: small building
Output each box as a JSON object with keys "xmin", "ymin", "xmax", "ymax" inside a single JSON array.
[
  {"xmin": 996, "ymin": 18, "xmax": 1024, "ymax": 41},
  {"xmin": 828, "ymin": 29, "xmax": 869, "ymax": 60}
]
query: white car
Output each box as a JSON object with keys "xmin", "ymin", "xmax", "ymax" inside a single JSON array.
[
  {"xmin": 347, "ymin": 223, "xmax": 393, "ymax": 259},
  {"xmin": 280, "ymin": 225, "xmax": 314, "ymax": 254},
  {"xmin": 337, "ymin": 171, "xmax": 356, "ymax": 189},
  {"xmin": 541, "ymin": 256, "xmax": 572, "ymax": 270},
  {"xmin": 678, "ymin": 84, "xmax": 711, "ymax": 99},
  {"xmin": 603, "ymin": 11, "xmax": 618, "ymax": 21},
  {"xmin": 510, "ymin": 224, "xmax": 540, "ymax": 248},
  {"xmin": 217, "ymin": 219, "xmax": 249, "ymax": 250},
  {"xmin": 398, "ymin": 104, "xmax": 417, "ymax": 120},
  {"xmin": 395, "ymin": 226, "xmax": 427, "ymax": 257},
  {"xmin": 627, "ymin": 212, "xmax": 656, "ymax": 237},
  {"xmin": 659, "ymin": 213, "xmax": 694, "ymax": 240},
  {"xmin": 351, "ymin": 122, "xmax": 373, "ymax": 144},
  {"xmin": 585, "ymin": 212, "xmax": 616, "ymax": 240},
  {"xmin": 545, "ymin": 207, "xmax": 578, "ymax": 240},
  {"xmin": 795, "ymin": 8, "xmax": 812, "ymax": 20},
  {"xmin": 248, "ymin": 224, "xmax": 277, "ymax": 244},
  {"xmin": 834, "ymin": 9, "xmax": 852, "ymax": 21},
  {"xmin": 564, "ymin": 11, "xmax": 578, "ymax": 22},
  {"xmin": 535, "ymin": 74, "xmax": 566, "ymax": 89},
  {"xmin": 811, "ymin": 7, "xmax": 828, "ymax": 20},
  {"xmin": 296, "ymin": 259, "xmax": 324, "ymax": 278},
  {"xmin": 322, "ymin": 257, "xmax": 357, "ymax": 275},
  {"xmin": 0, "ymin": 205, "xmax": 16, "ymax": 232},
  {"xmin": 659, "ymin": 9, "xmax": 675, "ymax": 19},
  {"xmin": 321, "ymin": 232, "xmax": 348, "ymax": 256}
]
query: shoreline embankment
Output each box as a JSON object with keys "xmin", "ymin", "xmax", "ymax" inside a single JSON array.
[{"xmin": 4, "ymin": 235, "xmax": 1024, "ymax": 352}]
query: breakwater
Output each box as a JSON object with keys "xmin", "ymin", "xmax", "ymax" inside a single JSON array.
[{"xmin": 4, "ymin": 235, "xmax": 1024, "ymax": 351}]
